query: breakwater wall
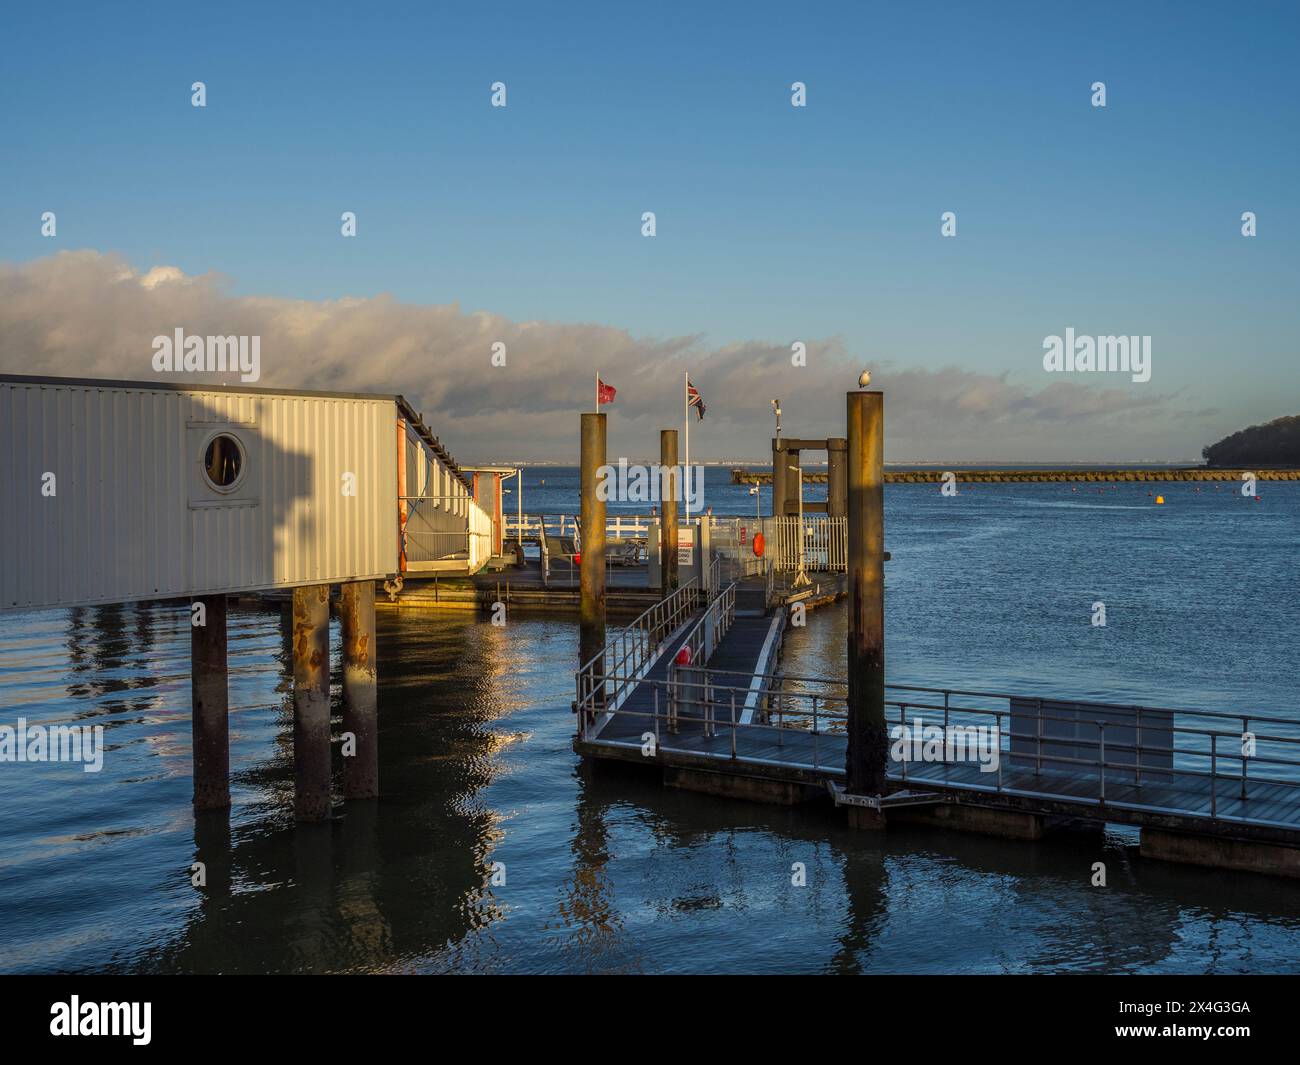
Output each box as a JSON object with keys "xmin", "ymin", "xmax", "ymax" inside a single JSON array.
[{"xmin": 730, "ymin": 467, "xmax": 1300, "ymax": 485}]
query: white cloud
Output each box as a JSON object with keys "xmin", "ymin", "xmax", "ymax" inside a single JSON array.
[{"xmin": 0, "ymin": 251, "xmax": 1210, "ymax": 461}]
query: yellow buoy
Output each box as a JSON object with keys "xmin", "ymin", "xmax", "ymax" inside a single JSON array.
[{"xmin": 1155, "ymin": 495, "xmax": 1165, "ymax": 504}]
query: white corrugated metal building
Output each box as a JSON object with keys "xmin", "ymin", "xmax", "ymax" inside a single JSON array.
[{"xmin": 0, "ymin": 373, "xmax": 490, "ymax": 611}]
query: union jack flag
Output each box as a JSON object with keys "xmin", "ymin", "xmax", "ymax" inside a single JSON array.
[{"xmin": 687, "ymin": 378, "xmax": 706, "ymax": 420}]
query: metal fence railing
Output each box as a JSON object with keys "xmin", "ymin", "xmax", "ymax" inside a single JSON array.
[
  {"xmin": 584, "ymin": 671, "xmax": 1300, "ymax": 827},
  {"xmin": 762, "ymin": 516, "xmax": 846, "ymax": 572},
  {"xmin": 505, "ymin": 513, "xmax": 660, "ymax": 541},
  {"xmin": 708, "ymin": 518, "xmax": 767, "ymax": 584},
  {"xmin": 574, "ymin": 576, "xmax": 706, "ymax": 735},
  {"xmin": 401, "ymin": 495, "xmax": 494, "ymax": 571},
  {"xmin": 503, "ymin": 514, "xmax": 846, "ymax": 574},
  {"xmin": 666, "ymin": 582, "xmax": 737, "ymax": 733}
]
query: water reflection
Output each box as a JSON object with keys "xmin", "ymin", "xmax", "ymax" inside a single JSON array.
[
  {"xmin": 4, "ymin": 477, "xmax": 1300, "ymax": 973},
  {"xmin": 550, "ymin": 764, "xmax": 629, "ymax": 972},
  {"xmin": 64, "ymin": 603, "xmax": 168, "ymax": 710},
  {"xmin": 129, "ymin": 609, "xmax": 517, "ymax": 973}
]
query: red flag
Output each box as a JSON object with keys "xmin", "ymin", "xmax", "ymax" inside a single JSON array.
[{"xmin": 597, "ymin": 377, "xmax": 617, "ymax": 405}]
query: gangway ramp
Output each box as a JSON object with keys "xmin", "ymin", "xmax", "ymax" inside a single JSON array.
[{"xmin": 576, "ymin": 572, "xmax": 786, "ymax": 752}]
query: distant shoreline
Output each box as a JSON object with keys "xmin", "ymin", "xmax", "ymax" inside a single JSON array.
[
  {"xmin": 482, "ymin": 461, "xmax": 1300, "ymax": 483},
  {"xmin": 729, "ymin": 466, "xmax": 1300, "ymax": 485},
  {"xmin": 490, "ymin": 459, "xmax": 1220, "ymax": 470}
]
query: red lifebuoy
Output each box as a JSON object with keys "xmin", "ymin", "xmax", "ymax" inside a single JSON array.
[
  {"xmin": 675, "ymin": 645, "xmax": 692, "ymax": 666},
  {"xmin": 753, "ymin": 532, "xmax": 765, "ymax": 558}
]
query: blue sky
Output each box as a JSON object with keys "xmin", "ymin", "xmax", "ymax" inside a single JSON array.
[{"xmin": 1, "ymin": 1, "xmax": 1297, "ymax": 460}]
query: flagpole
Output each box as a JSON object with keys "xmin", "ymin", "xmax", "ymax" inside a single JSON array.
[{"xmin": 683, "ymin": 370, "xmax": 690, "ymax": 524}]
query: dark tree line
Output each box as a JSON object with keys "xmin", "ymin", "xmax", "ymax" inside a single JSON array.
[{"xmin": 1202, "ymin": 414, "xmax": 1300, "ymax": 467}]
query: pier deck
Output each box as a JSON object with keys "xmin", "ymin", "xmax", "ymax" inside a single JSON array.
[
  {"xmin": 570, "ymin": 494, "xmax": 1300, "ymax": 873},
  {"xmin": 578, "ymin": 623, "xmax": 1300, "ymax": 857},
  {"xmin": 583, "ymin": 715, "xmax": 1300, "ymax": 845}
]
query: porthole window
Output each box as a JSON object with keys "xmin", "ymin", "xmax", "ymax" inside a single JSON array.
[{"xmin": 202, "ymin": 433, "xmax": 245, "ymax": 492}]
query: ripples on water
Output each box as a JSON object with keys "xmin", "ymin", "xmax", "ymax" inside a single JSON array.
[{"xmin": 1, "ymin": 481, "xmax": 1298, "ymax": 973}]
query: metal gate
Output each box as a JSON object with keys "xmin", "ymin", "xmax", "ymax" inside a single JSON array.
[{"xmin": 762, "ymin": 516, "xmax": 846, "ymax": 572}]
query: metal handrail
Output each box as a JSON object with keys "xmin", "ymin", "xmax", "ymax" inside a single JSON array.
[
  {"xmin": 705, "ymin": 554, "xmax": 722, "ymax": 596},
  {"xmin": 749, "ymin": 689, "xmax": 1300, "ymax": 760},
  {"xmin": 681, "ymin": 670, "xmax": 1300, "ymax": 735},
  {"xmin": 597, "ymin": 667, "xmax": 1300, "ymax": 813},
  {"xmin": 672, "ymin": 583, "xmax": 736, "ymax": 670},
  {"xmin": 597, "ymin": 676, "xmax": 1300, "ymax": 820},
  {"xmin": 574, "ymin": 575, "xmax": 705, "ymax": 733},
  {"xmin": 505, "ymin": 513, "xmax": 703, "ymax": 540},
  {"xmin": 666, "ymin": 582, "xmax": 737, "ymax": 734},
  {"xmin": 399, "ymin": 494, "xmax": 494, "ymax": 568}
]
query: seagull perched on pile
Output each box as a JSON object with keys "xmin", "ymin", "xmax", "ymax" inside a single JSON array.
[{"xmin": 858, "ymin": 369, "xmax": 872, "ymax": 388}]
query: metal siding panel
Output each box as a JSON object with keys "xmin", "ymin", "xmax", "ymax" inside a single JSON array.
[
  {"xmin": 294, "ymin": 395, "xmax": 302, "ymax": 581},
  {"xmin": 271, "ymin": 395, "xmax": 283, "ymax": 583},
  {"xmin": 327, "ymin": 400, "xmax": 336, "ymax": 579},
  {"xmin": 6, "ymin": 387, "xmax": 18, "ymax": 605},
  {"xmin": 348, "ymin": 404, "xmax": 356, "ymax": 572},
  {"xmin": 328, "ymin": 400, "xmax": 338, "ymax": 578},
  {"xmin": 86, "ymin": 387, "xmax": 102, "ymax": 601},
  {"xmin": 306, "ymin": 397, "xmax": 316, "ymax": 581},
  {"xmin": 327, "ymin": 400, "xmax": 336, "ymax": 580},
  {"xmin": 296, "ymin": 396, "xmax": 306, "ymax": 581},
  {"xmin": 358, "ymin": 403, "xmax": 368, "ymax": 570},
  {"xmin": 266, "ymin": 395, "xmax": 278, "ymax": 584},
  {"xmin": 354, "ymin": 403, "xmax": 365, "ymax": 571},
  {"xmin": 81, "ymin": 386, "xmax": 93, "ymax": 603},
  {"xmin": 371, "ymin": 404, "xmax": 382, "ymax": 569},
  {"xmin": 158, "ymin": 391, "xmax": 170, "ymax": 596},
  {"xmin": 1, "ymin": 387, "xmax": 10, "ymax": 605},
  {"xmin": 363, "ymin": 404, "xmax": 374, "ymax": 572},
  {"xmin": 35, "ymin": 385, "xmax": 44, "ymax": 604},
  {"xmin": 311, "ymin": 398, "xmax": 321, "ymax": 582},
  {"xmin": 21, "ymin": 387, "xmax": 29, "ymax": 603},
  {"xmin": 284, "ymin": 397, "xmax": 296, "ymax": 583},
  {"xmin": 104, "ymin": 388, "xmax": 115, "ymax": 602},
  {"xmin": 341, "ymin": 402, "xmax": 350, "ymax": 578},
  {"xmin": 8, "ymin": 387, "xmax": 27, "ymax": 606},
  {"xmin": 2, "ymin": 382, "xmax": 400, "ymax": 610},
  {"xmin": 95, "ymin": 387, "xmax": 107, "ymax": 603},
  {"xmin": 6, "ymin": 387, "xmax": 17, "ymax": 605},
  {"xmin": 127, "ymin": 391, "xmax": 141, "ymax": 594},
  {"xmin": 345, "ymin": 402, "xmax": 355, "ymax": 574},
  {"xmin": 363, "ymin": 403, "xmax": 374, "ymax": 570},
  {"xmin": 67, "ymin": 384, "xmax": 81, "ymax": 603}
]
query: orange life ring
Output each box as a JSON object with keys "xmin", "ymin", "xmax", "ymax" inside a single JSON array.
[{"xmin": 753, "ymin": 532, "xmax": 765, "ymax": 558}]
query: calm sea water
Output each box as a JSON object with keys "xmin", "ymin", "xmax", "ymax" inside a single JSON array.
[{"xmin": 1, "ymin": 473, "xmax": 1298, "ymax": 973}]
